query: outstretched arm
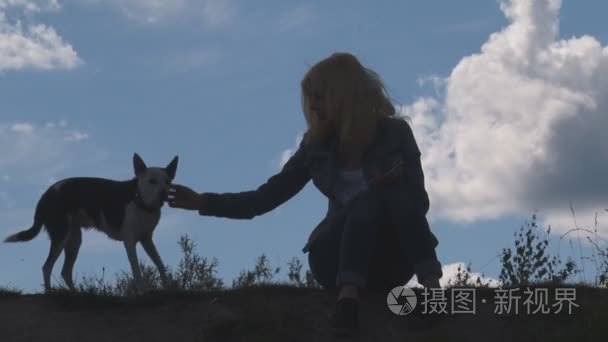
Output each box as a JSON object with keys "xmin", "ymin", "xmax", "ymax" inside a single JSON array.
[{"xmin": 168, "ymin": 140, "xmax": 311, "ymax": 219}]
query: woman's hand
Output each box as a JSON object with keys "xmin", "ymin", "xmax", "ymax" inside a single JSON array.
[{"xmin": 167, "ymin": 184, "xmax": 205, "ymax": 211}]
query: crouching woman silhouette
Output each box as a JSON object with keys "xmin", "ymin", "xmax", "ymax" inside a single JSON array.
[{"xmin": 167, "ymin": 52, "xmax": 443, "ymax": 336}]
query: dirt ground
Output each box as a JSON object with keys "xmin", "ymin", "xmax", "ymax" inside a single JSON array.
[{"xmin": 0, "ymin": 285, "xmax": 606, "ymax": 342}]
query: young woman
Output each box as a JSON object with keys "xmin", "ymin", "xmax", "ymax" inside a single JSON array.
[{"xmin": 167, "ymin": 52, "xmax": 443, "ymax": 336}]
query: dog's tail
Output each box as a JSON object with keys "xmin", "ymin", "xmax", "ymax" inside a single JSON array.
[
  {"xmin": 4, "ymin": 190, "xmax": 50, "ymax": 243},
  {"xmin": 4, "ymin": 221, "xmax": 44, "ymax": 242}
]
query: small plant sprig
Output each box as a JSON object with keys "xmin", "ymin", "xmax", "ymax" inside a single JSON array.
[
  {"xmin": 286, "ymin": 257, "xmax": 321, "ymax": 289},
  {"xmin": 446, "ymin": 262, "xmax": 495, "ymax": 288},
  {"xmin": 232, "ymin": 254, "xmax": 281, "ymax": 288},
  {"xmin": 499, "ymin": 212, "xmax": 577, "ymax": 287}
]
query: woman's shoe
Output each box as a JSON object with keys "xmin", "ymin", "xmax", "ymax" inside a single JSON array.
[{"xmin": 329, "ymin": 297, "xmax": 359, "ymax": 337}]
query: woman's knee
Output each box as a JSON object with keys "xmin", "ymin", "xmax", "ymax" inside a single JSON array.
[
  {"xmin": 306, "ymin": 228, "xmax": 342, "ymax": 291},
  {"xmin": 307, "ymin": 248, "xmax": 338, "ymax": 291}
]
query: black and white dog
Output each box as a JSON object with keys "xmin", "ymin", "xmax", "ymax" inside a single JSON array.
[{"xmin": 4, "ymin": 153, "xmax": 178, "ymax": 293}]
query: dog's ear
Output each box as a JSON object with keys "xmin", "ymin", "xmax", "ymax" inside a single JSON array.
[
  {"xmin": 166, "ymin": 156, "xmax": 178, "ymax": 180},
  {"xmin": 133, "ymin": 153, "xmax": 148, "ymax": 176}
]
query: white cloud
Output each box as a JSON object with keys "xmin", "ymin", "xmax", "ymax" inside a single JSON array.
[
  {"xmin": 406, "ymin": 262, "xmax": 501, "ymax": 288},
  {"xmin": 0, "ymin": 0, "xmax": 60, "ymax": 13},
  {"xmin": 402, "ymin": 0, "xmax": 608, "ymax": 237},
  {"xmin": 11, "ymin": 122, "xmax": 34, "ymax": 134},
  {"xmin": 277, "ymin": 133, "xmax": 304, "ymax": 170},
  {"xmin": 79, "ymin": 0, "xmax": 235, "ymax": 28},
  {"xmin": 113, "ymin": 0, "xmax": 187, "ymax": 23},
  {"xmin": 0, "ymin": 120, "xmax": 98, "ymax": 185},
  {"xmin": 277, "ymin": 5, "xmax": 314, "ymax": 32},
  {"xmin": 537, "ymin": 206, "xmax": 608, "ymax": 242},
  {"xmin": 64, "ymin": 131, "xmax": 89, "ymax": 142},
  {"xmin": 0, "ymin": 0, "xmax": 81, "ymax": 72}
]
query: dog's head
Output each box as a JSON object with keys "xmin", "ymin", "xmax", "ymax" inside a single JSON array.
[{"xmin": 133, "ymin": 153, "xmax": 178, "ymax": 209}]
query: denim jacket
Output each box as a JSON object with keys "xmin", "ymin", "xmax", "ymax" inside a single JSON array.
[{"xmin": 199, "ymin": 117, "xmax": 438, "ymax": 253}]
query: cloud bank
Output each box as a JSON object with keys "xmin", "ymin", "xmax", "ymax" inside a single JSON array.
[
  {"xmin": 401, "ymin": 0, "xmax": 608, "ymax": 236},
  {"xmin": 0, "ymin": 0, "xmax": 81, "ymax": 72}
]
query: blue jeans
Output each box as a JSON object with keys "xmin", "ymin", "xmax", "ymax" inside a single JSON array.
[{"xmin": 307, "ymin": 185, "xmax": 442, "ymax": 292}]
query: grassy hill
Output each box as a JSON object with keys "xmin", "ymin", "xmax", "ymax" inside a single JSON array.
[{"xmin": 1, "ymin": 284, "xmax": 607, "ymax": 342}]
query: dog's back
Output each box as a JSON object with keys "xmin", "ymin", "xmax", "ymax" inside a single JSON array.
[{"xmin": 5, "ymin": 177, "xmax": 139, "ymax": 243}]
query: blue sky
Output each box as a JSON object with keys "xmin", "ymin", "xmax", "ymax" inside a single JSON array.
[{"xmin": 1, "ymin": 0, "xmax": 608, "ymax": 293}]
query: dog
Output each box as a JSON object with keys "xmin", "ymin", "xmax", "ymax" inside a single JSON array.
[{"xmin": 4, "ymin": 153, "xmax": 178, "ymax": 293}]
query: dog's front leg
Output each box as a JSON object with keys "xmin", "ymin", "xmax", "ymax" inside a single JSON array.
[
  {"xmin": 124, "ymin": 240, "xmax": 145, "ymax": 294},
  {"xmin": 141, "ymin": 238, "xmax": 169, "ymax": 289}
]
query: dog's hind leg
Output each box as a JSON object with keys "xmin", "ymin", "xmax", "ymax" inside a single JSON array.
[
  {"xmin": 141, "ymin": 238, "xmax": 169, "ymax": 288},
  {"xmin": 61, "ymin": 227, "xmax": 82, "ymax": 291},
  {"xmin": 42, "ymin": 239, "xmax": 65, "ymax": 292},
  {"xmin": 42, "ymin": 216, "xmax": 68, "ymax": 292}
]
